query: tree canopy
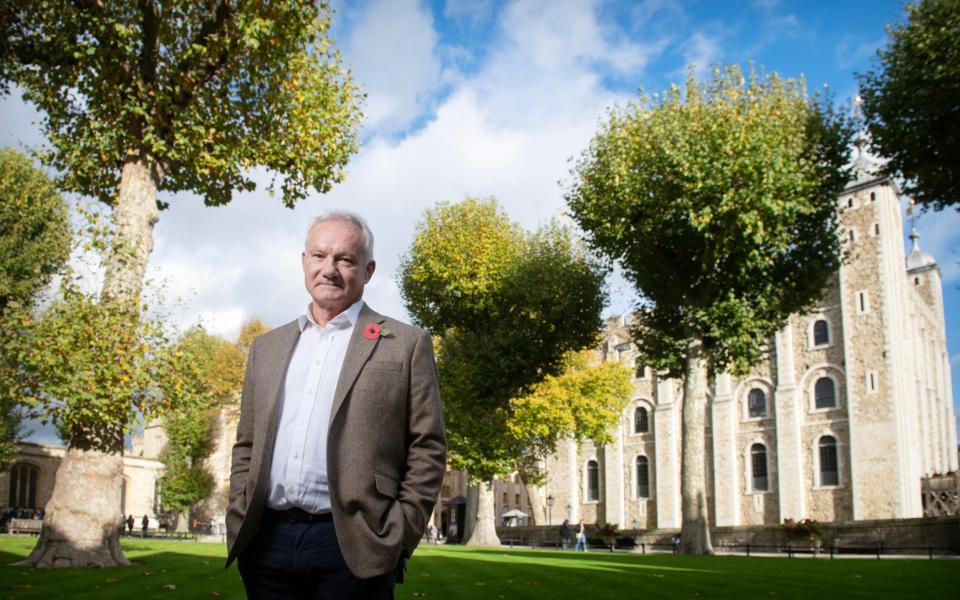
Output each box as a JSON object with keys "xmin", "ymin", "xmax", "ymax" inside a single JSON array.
[
  {"xmin": 0, "ymin": 147, "xmax": 71, "ymax": 469},
  {"xmin": 0, "ymin": 0, "xmax": 362, "ymax": 208},
  {"xmin": 400, "ymin": 198, "xmax": 609, "ymax": 483},
  {"xmin": 566, "ymin": 66, "xmax": 853, "ymax": 377},
  {"xmin": 565, "ymin": 65, "xmax": 853, "ymax": 553},
  {"xmin": 0, "ymin": 148, "xmax": 71, "ymax": 312},
  {"xmin": 857, "ymin": 0, "xmax": 960, "ymax": 211},
  {"xmin": 508, "ymin": 349, "xmax": 634, "ymax": 483}
]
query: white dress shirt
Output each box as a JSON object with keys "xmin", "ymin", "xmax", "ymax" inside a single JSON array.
[{"xmin": 265, "ymin": 299, "xmax": 363, "ymax": 513}]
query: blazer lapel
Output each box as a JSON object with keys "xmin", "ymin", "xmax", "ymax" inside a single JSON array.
[
  {"xmin": 257, "ymin": 320, "xmax": 302, "ymax": 446},
  {"xmin": 329, "ymin": 302, "xmax": 384, "ymax": 427}
]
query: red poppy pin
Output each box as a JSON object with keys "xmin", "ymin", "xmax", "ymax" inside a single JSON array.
[{"xmin": 362, "ymin": 322, "xmax": 392, "ymax": 340}]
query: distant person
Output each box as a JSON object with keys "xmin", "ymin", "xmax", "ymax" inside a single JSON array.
[
  {"xmin": 425, "ymin": 525, "xmax": 434, "ymax": 544},
  {"xmin": 560, "ymin": 519, "xmax": 572, "ymax": 550},
  {"xmin": 126, "ymin": 514, "xmax": 135, "ymax": 534},
  {"xmin": 672, "ymin": 535, "xmax": 681, "ymax": 554},
  {"xmin": 141, "ymin": 514, "xmax": 149, "ymax": 537},
  {"xmin": 574, "ymin": 520, "xmax": 588, "ymax": 552}
]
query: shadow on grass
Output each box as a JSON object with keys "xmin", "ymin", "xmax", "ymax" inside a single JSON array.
[{"xmin": 0, "ymin": 540, "xmax": 245, "ymax": 600}]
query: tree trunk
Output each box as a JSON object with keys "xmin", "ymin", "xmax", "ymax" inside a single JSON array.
[
  {"xmin": 464, "ymin": 480, "xmax": 501, "ymax": 547},
  {"xmin": 519, "ymin": 472, "xmax": 544, "ymax": 525},
  {"xmin": 16, "ymin": 449, "xmax": 130, "ymax": 567},
  {"xmin": 173, "ymin": 511, "xmax": 190, "ymax": 534},
  {"xmin": 679, "ymin": 336, "xmax": 714, "ymax": 555},
  {"xmin": 462, "ymin": 483, "xmax": 478, "ymax": 543},
  {"xmin": 21, "ymin": 160, "xmax": 160, "ymax": 568},
  {"xmin": 101, "ymin": 159, "xmax": 160, "ymax": 304}
]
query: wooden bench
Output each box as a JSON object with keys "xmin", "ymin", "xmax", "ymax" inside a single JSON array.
[
  {"xmin": 7, "ymin": 518, "xmax": 43, "ymax": 534},
  {"xmin": 834, "ymin": 534, "xmax": 883, "ymax": 554}
]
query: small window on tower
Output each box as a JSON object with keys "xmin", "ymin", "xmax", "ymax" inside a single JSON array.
[
  {"xmin": 870, "ymin": 192, "xmax": 876, "ymax": 202},
  {"xmin": 813, "ymin": 319, "xmax": 830, "ymax": 346},
  {"xmin": 847, "ymin": 198, "xmax": 853, "ymax": 208},
  {"xmin": 874, "ymin": 223, "xmax": 880, "ymax": 235}
]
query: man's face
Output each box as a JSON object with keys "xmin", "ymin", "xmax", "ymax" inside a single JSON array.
[{"xmin": 302, "ymin": 219, "xmax": 375, "ymax": 316}]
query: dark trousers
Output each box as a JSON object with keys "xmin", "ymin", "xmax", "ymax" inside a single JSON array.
[{"xmin": 238, "ymin": 514, "xmax": 396, "ymax": 600}]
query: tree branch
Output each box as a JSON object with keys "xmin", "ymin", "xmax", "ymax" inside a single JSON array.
[
  {"xmin": 138, "ymin": 0, "xmax": 160, "ymax": 85},
  {"xmin": 169, "ymin": 0, "xmax": 239, "ymax": 111}
]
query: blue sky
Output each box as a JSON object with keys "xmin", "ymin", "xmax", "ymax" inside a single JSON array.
[{"xmin": 1, "ymin": 0, "xmax": 957, "ymax": 442}]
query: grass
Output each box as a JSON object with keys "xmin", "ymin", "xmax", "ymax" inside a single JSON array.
[{"xmin": 0, "ymin": 536, "xmax": 954, "ymax": 599}]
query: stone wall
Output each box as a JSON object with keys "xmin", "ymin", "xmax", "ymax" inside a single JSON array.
[{"xmin": 494, "ymin": 515, "xmax": 960, "ymax": 554}]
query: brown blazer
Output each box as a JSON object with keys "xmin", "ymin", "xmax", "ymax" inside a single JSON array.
[{"xmin": 225, "ymin": 303, "xmax": 447, "ymax": 578}]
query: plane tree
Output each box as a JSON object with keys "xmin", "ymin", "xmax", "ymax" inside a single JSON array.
[{"xmin": 565, "ymin": 65, "xmax": 853, "ymax": 553}]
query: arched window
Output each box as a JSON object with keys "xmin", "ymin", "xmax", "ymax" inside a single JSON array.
[
  {"xmin": 8, "ymin": 462, "xmax": 39, "ymax": 508},
  {"xmin": 814, "ymin": 377, "xmax": 836, "ymax": 409},
  {"xmin": 636, "ymin": 456, "xmax": 650, "ymax": 498},
  {"xmin": 819, "ymin": 436, "xmax": 839, "ymax": 486},
  {"xmin": 586, "ymin": 460, "xmax": 600, "ymax": 501},
  {"xmin": 747, "ymin": 388, "xmax": 767, "ymax": 418},
  {"xmin": 634, "ymin": 407, "xmax": 649, "ymax": 433},
  {"xmin": 813, "ymin": 319, "xmax": 830, "ymax": 346},
  {"xmin": 750, "ymin": 444, "xmax": 768, "ymax": 491}
]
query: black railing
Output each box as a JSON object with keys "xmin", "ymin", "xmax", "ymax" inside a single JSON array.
[{"xmin": 493, "ymin": 538, "xmax": 958, "ymax": 559}]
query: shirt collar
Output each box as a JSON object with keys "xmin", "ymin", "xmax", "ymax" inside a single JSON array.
[{"xmin": 298, "ymin": 299, "xmax": 364, "ymax": 333}]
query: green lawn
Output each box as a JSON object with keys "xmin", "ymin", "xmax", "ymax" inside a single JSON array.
[{"xmin": 0, "ymin": 536, "xmax": 954, "ymax": 599}]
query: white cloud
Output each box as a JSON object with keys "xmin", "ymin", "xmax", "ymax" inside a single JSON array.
[
  {"xmin": 498, "ymin": 0, "xmax": 662, "ymax": 76},
  {"xmin": 678, "ymin": 31, "xmax": 723, "ymax": 80},
  {"xmin": 346, "ymin": 0, "xmax": 442, "ymax": 135}
]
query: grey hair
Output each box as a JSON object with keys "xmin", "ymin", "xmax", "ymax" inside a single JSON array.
[{"xmin": 305, "ymin": 211, "xmax": 375, "ymax": 263}]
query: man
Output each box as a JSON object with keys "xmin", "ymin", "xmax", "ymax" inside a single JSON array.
[{"xmin": 226, "ymin": 212, "xmax": 446, "ymax": 599}]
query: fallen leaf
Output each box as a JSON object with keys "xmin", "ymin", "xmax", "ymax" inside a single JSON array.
[
  {"xmin": 105, "ymin": 578, "xmax": 119, "ymax": 583},
  {"xmin": 163, "ymin": 584, "xmax": 177, "ymax": 591},
  {"xmin": 419, "ymin": 572, "xmax": 430, "ymax": 577},
  {"xmin": 208, "ymin": 593, "xmax": 221, "ymax": 597},
  {"xmin": 8, "ymin": 584, "xmax": 32, "ymax": 590}
]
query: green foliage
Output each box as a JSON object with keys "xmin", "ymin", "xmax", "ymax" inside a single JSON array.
[
  {"xmin": 400, "ymin": 198, "xmax": 608, "ymax": 481},
  {"xmin": 157, "ymin": 403, "xmax": 216, "ymax": 515},
  {"xmin": 508, "ymin": 349, "xmax": 633, "ymax": 480},
  {"xmin": 0, "ymin": 207, "xmax": 183, "ymax": 453},
  {"xmin": 0, "ymin": 147, "xmax": 71, "ymax": 468},
  {"xmin": 0, "ymin": 0, "xmax": 362, "ymax": 207},
  {"xmin": 399, "ymin": 198, "xmax": 524, "ymax": 331},
  {"xmin": 1, "ymin": 285, "xmax": 170, "ymax": 452},
  {"xmin": 158, "ymin": 325, "xmax": 249, "ymax": 513},
  {"xmin": 565, "ymin": 65, "xmax": 853, "ymax": 376},
  {"xmin": 0, "ymin": 148, "xmax": 71, "ymax": 312},
  {"xmin": 857, "ymin": 0, "xmax": 960, "ymax": 211}
]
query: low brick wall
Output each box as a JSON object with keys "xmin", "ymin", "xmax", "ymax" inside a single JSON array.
[{"xmin": 495, "ymin": 515, "xmax": 960, "ymax": 553}]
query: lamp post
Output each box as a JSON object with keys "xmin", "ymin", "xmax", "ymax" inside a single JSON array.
[{"xmin": 546, "ymin": 494, "xmax": 554, "ymax": 525}]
